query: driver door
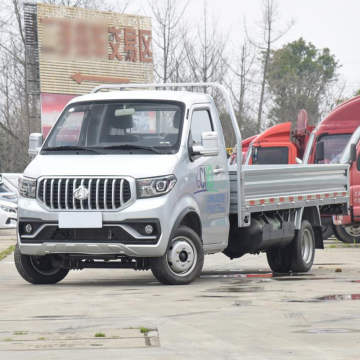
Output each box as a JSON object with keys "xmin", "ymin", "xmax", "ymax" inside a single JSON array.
[{"xmin": 188, "ymin": 105, "xmax": 229, "ymax": 246}]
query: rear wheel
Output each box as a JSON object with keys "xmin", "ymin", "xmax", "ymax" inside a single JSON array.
[
  {"xmin": 322, "ymin": 225, "xmax": 333, "ymax": 240},
  {"xmin": 288, "ymin": 220, "xmax": 315, "ymax": 272},
  {"xmin": 14, "ymin": 245, "xmax": 69, "ymax": 284},
  {"xmin": 333, "ymin": 225, "xmax": 360, "ymax": 244},
  {"xmin": 266, "ymin": 247, "xmax": 291, "ymax": 273},
  {"xmin": 150, "ymin": 226, "xmax": 204, "ymax": 285}
]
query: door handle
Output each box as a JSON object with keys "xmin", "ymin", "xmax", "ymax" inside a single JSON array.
[{"xmin": 214, "ymin": 167, "xmax": 224, "ymax": 175}]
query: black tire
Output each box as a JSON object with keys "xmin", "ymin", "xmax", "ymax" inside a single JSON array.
[
  {"xmin": 322, "ymin": 226, "xmax": 333, "ymax": 240},
  {"xmin": 332, "ymin": 225, "xmax": 342, "ymax": 241},
  {"xmin": 288, "ymin": 220, "xmax": 315, "ymax": 273},
  {"xmin": 266, "ymin": 247, "xmax": 291, "ymax": 273},
  {"xmin": 149, "ymin": 225, "xmax": 204, "ymax": 285},
  {"xmin": 14, "ymin": 245, "xmax": 69, "ymax": 284},
  {"xmin": 333, "ymin": 225, "xmax": 360, "ymax": 244}
]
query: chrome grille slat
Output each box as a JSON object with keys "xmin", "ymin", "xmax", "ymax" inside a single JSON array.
[
  {"xmin": 96, "ymin": 179, "xmax": 100, "ymax": 210},
  {"xmin": 120, "ymin": 179, "xmax": 124, "ymax": 206},
  {"xmin": 43, "ymin": 179, "xmax": 47, "ymax": 204},
  {"xmin": 65, "ymin": 179, "xmax": 69, "ymax": 210},
  {"xmin": 112, "ymin": 179, "xmax": 116, "ymax": 209},
  {"xmin": 37, "ymin": 177, "xmax": 132, "ymax": 211},
  {"xmin": 50, "ymin": 179, "xmax": 54, "ymax": 209},
  {"xmin": 88, "ymin": 179, "xmax": 92, "ymax": 210},
  {"xmin": 58, "ymin": 179, "xmax": 62, "ymax": 210},
  {"xmin": 80, "ymin": 179, "xmax": 84, "ymax": 210},
  {"xmin": 73, "ymin": 179, "xmax": 77, "ymax": 209},
  {"xmin": 104, "ymin": 179, "xmax": 108, "ymax": 210}
]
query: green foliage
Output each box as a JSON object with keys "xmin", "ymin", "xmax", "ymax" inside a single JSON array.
[
  {"xmin": 0, "ymin": 245, "xmax": 15, "ymax": 261},
  {"xmin": 267, "ymin": 38, "xmax": 340, "ymax": 126},
  {"xmin": 94, "ymin": 332, "xmax": 106, "ymax": 337},
  {"xmin": 139, "ymin": 327, "xmax": 149, "ymax": 334}
]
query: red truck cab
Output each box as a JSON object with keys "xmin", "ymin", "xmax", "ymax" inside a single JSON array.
[
  {"xmin": 303, "ymin": 96, "xmax": 360, "ymax": 243},
  {"xmin": 245, "ymin": 110, "xmax": 314, "ymax": 165}
]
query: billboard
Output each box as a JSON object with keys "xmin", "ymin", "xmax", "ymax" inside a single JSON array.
[{"xmin": 24, "ymin": 3, "xmax": 154, "ymax": 135}]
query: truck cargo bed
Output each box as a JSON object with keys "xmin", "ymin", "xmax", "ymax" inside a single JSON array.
[{"xmin": 229, "ymin": 164, "xmax": 349, "ymax": 214}]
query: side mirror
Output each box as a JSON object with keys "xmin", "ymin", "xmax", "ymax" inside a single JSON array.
[
  {"xmin": 350, "ymin": 143, "xmax": 357, "ymax": 162},
  {"xmin": 28, "ymin": 133, "xmax": 43, "ymax": 157},
  {"xmin": 192, "ymin": 132, "xmax": 219, "ymax": 157},
  {"xmin": 315, "ymin": 141, "xmax": 325, "ymax": 162}
]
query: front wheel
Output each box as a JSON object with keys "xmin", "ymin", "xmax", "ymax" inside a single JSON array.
[
  {"xmin": 150, "ymin": 226, "xmax": 204, "ymax": 285},
  {"xmin": 288, "ymin": 220, "xmax": 315, "ymax": 273},
  {"xmin": 14, "ymin": 245, "xmax": 69, "ymax": 284},
  {"xmin": 333, "ymin": 225, "xmax": 360, "ymax": 244}
]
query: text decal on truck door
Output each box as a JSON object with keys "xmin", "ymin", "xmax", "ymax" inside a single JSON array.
[{"xmin": 195, "ymin": 165, "xmax": 215, "ymax": 194}]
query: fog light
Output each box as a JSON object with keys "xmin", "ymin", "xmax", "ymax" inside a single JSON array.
[
  {"xmin": 25, "ymin": 224, "xmax": 33, "ymax": 234},
  {"xmin": 145, "ymin": 224, "xmax": 154, "ymax": 235}
]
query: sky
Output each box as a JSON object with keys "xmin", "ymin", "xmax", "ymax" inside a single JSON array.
[{"xmin": 186, "ymin": 0, "xmax": 360, "ymax": 94}]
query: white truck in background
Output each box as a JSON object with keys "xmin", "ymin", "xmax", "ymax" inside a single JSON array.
[{"xmin": 15, "ymin": 83, "xmax": 349, "ymax": 285}]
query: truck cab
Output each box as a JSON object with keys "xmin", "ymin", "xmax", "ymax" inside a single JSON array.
[
  {"xmin": 303, "ymin": 96, "xmax": 360, "ymax": 243},
  {"xmin": 244, "ymin": 110, "xmax": 314, "ymax": 165}
]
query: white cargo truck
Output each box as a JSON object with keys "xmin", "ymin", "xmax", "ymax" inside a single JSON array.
[{"xmin": 15, "ymin": 83, "xmax": 350, "ymax": 285}]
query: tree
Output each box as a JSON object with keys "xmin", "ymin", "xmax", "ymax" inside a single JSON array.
[
  {"xmin": 245, "ymin": 0, "xmax": 294, "ymax": 133},
  {"xmin": 225, "ymin": 41, "xmax": 257, "ymax": 144},
  {"xmin": 149, "ymin": 0, "xmax": 189, "ymax": 84},
  {"xmin": 266, "ymin": 38, "xmax": 340, "ymax": 126}
]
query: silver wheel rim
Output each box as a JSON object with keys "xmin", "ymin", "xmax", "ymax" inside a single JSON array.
[
  {"xmin": 344, "ymin": 225, "xmax": 360, "ymax": 237},
  {"xmin": 30, "ymin": 256, "xmax": 60, "ymax": 276},
  {"xmin": 166, "ymin": 236, "xmax": 197, "ymax": 277},
  {"xmin": 301, "ymin": 228, "xmax": 313, "ymax": 264}
]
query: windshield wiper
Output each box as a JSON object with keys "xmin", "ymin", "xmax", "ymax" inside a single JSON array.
[
  {"xmin": 101, "ymin": 144, "xmax": 166, "ymax": 154},
  {"xmin": 42, "ymin": 146, "xmax": 103, "ymax": 154}
]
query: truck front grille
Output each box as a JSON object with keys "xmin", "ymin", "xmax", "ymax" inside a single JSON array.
[{"xmin": 37, "ymin": 177, "xmax": 133, "ymax": 211}]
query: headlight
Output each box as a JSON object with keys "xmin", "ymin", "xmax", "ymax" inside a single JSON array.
[
  {"xmin": 18, "ymin": 177, "xmax": 36, "ymax": 199},
  {"xmin": 136, "ymin": 175, "xmax": 177, "ymax": 198},
  {"xmin": 0, "ymin": 205, "xmax": 16, "ymax": 213}
]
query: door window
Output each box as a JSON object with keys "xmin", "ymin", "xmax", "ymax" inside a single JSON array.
[{"xmin": 190, "ymin": 110, "xmax": 213, "ymax": 146}]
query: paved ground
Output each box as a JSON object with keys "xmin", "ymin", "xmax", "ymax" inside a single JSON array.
[
  {"xmin": 1, "ymin": 232, "xmax": 360, "ymax": 359},
  {"xmin": 0, "ymin": 229, "xmax": 16, "ymax": 253}
]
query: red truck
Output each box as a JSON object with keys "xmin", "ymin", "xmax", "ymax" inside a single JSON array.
[
  {"xmin": 243, "ymin": 110, "xmax": 314, "ymax": 165},
  {"xmin": 303, "ymin": 95, "xmax": 360, "ymax": 243}
]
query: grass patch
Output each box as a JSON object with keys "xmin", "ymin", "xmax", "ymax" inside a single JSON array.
[
  {"xmin": 38, "ymin": 337, "xmax": 46, "ymax": 341},
  {"xmin": 94, "ymin": 332, "xmax": 106, "ymax": 338},
  {"xmin": 139, "ymin": 327, "xmax": 149, "ymax": 334},
  {"xmin": 13, "ymin": 331, "xmax": 27, "ymax": 335},
  {"xmin": 4, "ymin": 338, "xmax": 13, "ymax": 342},
  {"xmin": 0, "ymin": 245, "xmax": 15, "ymax": 261},
  {"xmin": 328, "ymin": 245, "xmax": 337, "ymax": 248}
]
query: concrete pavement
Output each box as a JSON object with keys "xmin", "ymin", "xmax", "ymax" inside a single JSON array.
[{"xmin": 0, "ymin": 242, "xmax": 360, "ymax": 359}]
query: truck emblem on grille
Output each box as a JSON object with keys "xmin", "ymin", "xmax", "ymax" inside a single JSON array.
[{"xmin": 73, "ymin": 185, "xmax": 89, "ymax": 200}]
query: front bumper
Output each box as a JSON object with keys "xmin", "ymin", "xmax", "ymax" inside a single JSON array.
[{"xmin": 17, "ymin": 195, "xmax": 172, "ymax": 257}]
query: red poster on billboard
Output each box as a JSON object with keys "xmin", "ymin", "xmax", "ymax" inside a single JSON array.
[{"xmin": 41, "ymin": 93, "xmax": 78, "ymax": 138}]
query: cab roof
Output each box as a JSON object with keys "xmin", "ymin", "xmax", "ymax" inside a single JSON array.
[
  {"xmin": 68, "ymin": 90, "xmax": 212, "ymax": 107},
  {"xmin": 316, "ymin": 95, "xmax": 360, "ymax": 133}
]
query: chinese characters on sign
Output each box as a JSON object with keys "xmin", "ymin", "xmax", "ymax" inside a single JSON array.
[
  {"xmin": 109, "ymin": 27, "xmax": 152, "ymax": 63},
  {"xmin": 41, "ymin": 18, "xmax": 153, "ymax": 63}
]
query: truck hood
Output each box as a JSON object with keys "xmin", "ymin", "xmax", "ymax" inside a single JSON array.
[{"xmin": 24, "ymin": 154, "xmax": 179, "ymax": 179}]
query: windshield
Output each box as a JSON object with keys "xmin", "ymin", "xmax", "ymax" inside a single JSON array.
[
  {"xmin": 340, "ymin": 126, "xmax": 360, "ymax": 164},
  {"xmin": 42, "ymin": 101, "xmax": 184, "ymax": 154},
  {"xmin": 315, "ymin": 133, "xmax": 351, "ymax": 164},
  {"xmin": 252, "ymin": 147, "xmax": 289, "ymax": 165}
]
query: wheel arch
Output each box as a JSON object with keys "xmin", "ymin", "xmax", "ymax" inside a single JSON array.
[
  {"xmin": 295, "ymin": 206, "xmax": 323, "ymax": 249},
  {"xmin": 170, "ymin": 207, "xmax": 202, "ymax": 241}
]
